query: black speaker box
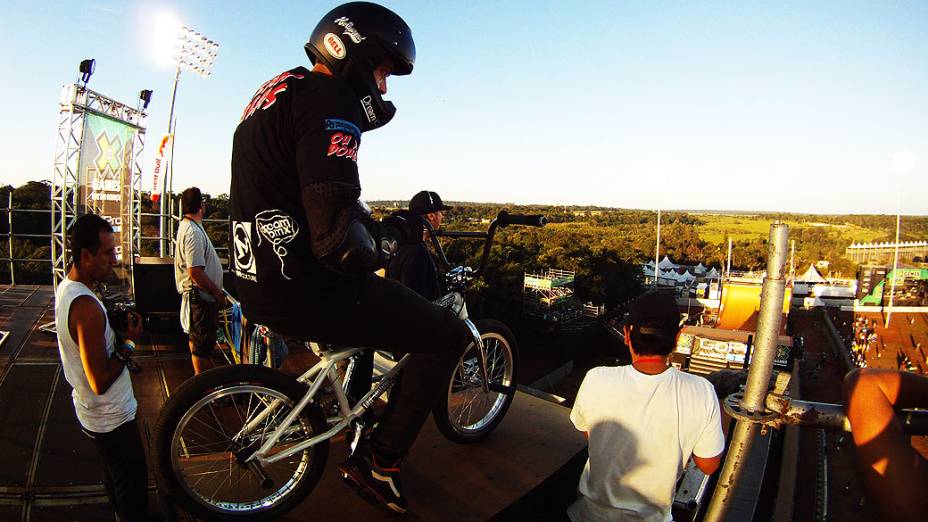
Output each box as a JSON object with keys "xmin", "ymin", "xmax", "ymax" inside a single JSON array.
[{"xmin": 133, "ymin": 257, "xmax": 182, "ymax": 333}]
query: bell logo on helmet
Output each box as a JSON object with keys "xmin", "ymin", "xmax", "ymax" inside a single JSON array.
[
  {"xmin": 324, "ymin": 33, "xmax": 346, "ymax": 59},
  {"xmin": 334, "ymin": 16, "xmax": 366, "ymax": 44}
]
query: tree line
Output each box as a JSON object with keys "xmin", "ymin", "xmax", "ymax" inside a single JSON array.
[{"xmin": 3, "ymin": 183, "xmax": 927, "ymax": 309}]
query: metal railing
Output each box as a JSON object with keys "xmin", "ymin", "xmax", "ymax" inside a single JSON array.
[
  {"xmin": 1, "ymin": 193, "xmax": 53, "ymax": 285},
  {"xmin": 1, "ymin": 193, "xmax": 230, "ymax": 285}
]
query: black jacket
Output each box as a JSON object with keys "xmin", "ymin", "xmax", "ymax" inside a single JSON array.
[{"xmin": 386, "ymin": 240, "xmax": 441, "ymax": 301}]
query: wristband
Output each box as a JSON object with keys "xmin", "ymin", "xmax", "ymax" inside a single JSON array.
[
  {"xmin": 112, "ymin": 347, "xmax": 142, "ymax": 374},
  {"xmin": 112, "ymin": 348, "xmax": 130, "ymax": 364}
]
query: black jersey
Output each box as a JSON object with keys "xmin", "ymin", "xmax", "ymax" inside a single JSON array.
[{"xmin": 230, "ymin": 66, "xmax": 367, "ymax": 329}]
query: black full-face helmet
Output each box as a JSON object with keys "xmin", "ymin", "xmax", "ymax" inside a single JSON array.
[{"xmin": 305, "ymin": 2, "xmax": 415, "ymax": 131}]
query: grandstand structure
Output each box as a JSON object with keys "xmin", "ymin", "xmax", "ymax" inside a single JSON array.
[
  {"xmin": 845, "ymin": 240, "xmax": 928, "ymax": 264},
  {"xmin": 858, "ymin": 267, "xmax": 928, "ymax": 306},
  {"xmin": 523, "ymin": 269, "xmax": 582, "ymax": 322}
]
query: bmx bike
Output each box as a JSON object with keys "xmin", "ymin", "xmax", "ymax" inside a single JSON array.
[{"xmin": 151, "ymin": 210, "xmax": 547, "ymax": 520}]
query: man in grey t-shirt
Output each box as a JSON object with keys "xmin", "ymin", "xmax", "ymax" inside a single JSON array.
[{"xmin": 174, "ymin": 187, "xmax": 224, "ymax": 375}]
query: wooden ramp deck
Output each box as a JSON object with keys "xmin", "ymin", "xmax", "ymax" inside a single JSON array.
[{"xmin": 0, "ymin": 285, "xmax": 586, "ymax": 521}]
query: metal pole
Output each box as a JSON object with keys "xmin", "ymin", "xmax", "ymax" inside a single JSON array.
[
  {"xmin": 8, "ymin": 192, "xmax": 14, "ymax": 286},
  {"xmin": 704, "ymin": 222, "xmax": 789, "ymax": 522},
  {"xmin": 726, "ymin": 237, "xmax": 732, "ymax": 278},
  {"xmin": 743, "ymin": 223, "xmax": 788, "ymax": 412},
  {"xmin": 885, "ymin": 211, "xmax": 901, "ymax": 328},
  {"xmin": 167, "ymin": 118, "xmax": 179, "ymax": 258},
  {"xmin": 654, "ymin": 209, "xmax": 661, "ymax": 287},
  {"xmin": 160, "ymin": 64, "xmax": 181, "ymax": 257}
]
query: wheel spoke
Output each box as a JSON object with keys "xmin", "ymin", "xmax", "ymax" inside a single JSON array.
[
  {"xmin": 169, "ymin": 382, "xmax": 319, "ymax": 515},
  {"xmin": 444, "ymin": 329, "xmax": 515, "ymax": 435}
]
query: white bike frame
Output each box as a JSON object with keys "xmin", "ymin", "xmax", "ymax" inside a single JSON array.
[{"xmin": 239, "ymin": 303, "xmax": 485, "ymax": 470}]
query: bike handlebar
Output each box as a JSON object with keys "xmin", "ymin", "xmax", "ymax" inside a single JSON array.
[
  {"xmin": 425, "ymin": 210, "xmax": 548, "ymax": 278},
  {"xmin": 497, "ymin": 211, "xmax": 547, "ymax": 228}
]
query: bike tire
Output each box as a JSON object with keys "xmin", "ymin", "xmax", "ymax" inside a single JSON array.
[
  {"xmin": 152, "ymin": 364, "xmax": 329, "ymax": 521},
  {"xmin": 433, "ymin": 318, "xmax": 520, "ymax": 443}
]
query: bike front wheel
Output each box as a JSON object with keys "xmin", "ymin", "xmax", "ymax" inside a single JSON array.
[
  {"xmin": 433, "ymin": 318, "xmax": 519, "ymax": 443},
  {"xmin": 152, "ymin": 364, "xmax": 329, "ymax": 521}
]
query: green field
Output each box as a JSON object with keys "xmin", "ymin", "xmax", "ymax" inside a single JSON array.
[{"xmin": 694, "ymin": 214, "xmax": 886, "ymax": 245}]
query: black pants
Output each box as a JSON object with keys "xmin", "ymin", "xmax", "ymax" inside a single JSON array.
[
  {"xmin": 82, "ymin": 419, "xmax": 151, "ymax": 522},
  {"xmin": 271, "ymin": 274, "xmax": 472, "ymax": 462}
]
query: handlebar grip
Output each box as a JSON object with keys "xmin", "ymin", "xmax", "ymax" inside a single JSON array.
[{"xmin": 498, "ymin": 211, "xmax": 547, "ymax": 227}]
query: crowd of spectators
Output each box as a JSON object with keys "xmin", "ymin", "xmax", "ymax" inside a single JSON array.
[
  {"xmin": 846, "ymin": 316, "xmax": 878, "ymax": 368},
  {"xmin": 837, "ymin": 314, "xmax": 925, "ymax": 374}
]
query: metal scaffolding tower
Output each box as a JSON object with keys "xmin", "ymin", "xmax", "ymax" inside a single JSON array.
[
  {"xmin": 523, "ymin": 269, "xmax": 581, "ymax": 322},
  {"xmin": 51, "ymin": 84, "xmax": 146, "ymax": 287}
]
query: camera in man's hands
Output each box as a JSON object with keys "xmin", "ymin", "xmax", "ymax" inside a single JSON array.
[{"xmin": 107, "ymin": 301, "xmax": 138, "ymax": 332}]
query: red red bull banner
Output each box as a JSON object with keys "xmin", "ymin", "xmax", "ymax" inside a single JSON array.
[{"xmin": 151, "ymin": 134, "xmax": 173, "ymax": 203}]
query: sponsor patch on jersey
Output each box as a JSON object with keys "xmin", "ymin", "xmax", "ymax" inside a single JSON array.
[
  {"xmin": 324, "ymin": 118, "xmax": 361, "ymax": 140},
  {"xmin": 255, "ymin": 210, "xmax": 300, "ymax": 281},
  {"xmin": 232, "ymin": 221, "xmax": 257, "ymax": 282},
  {"xmin": 326, "ymin": 132, "xmax": 359, "ymax": 162},
  {"xmin": 324, "ymin": 33, "xmax": 346, "ymax": 59},
  {"xmin": 360, "ymin": 95, "xmax": 377, "ymax": 125},
  {"xmin": 240, "ymin": 71, "xmax": 305, "ymax": 122}
]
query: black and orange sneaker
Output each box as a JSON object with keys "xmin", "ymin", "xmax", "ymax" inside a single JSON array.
[{"xmin": 339, "ymin": 450, "xmax": 407, "ymax": 514}]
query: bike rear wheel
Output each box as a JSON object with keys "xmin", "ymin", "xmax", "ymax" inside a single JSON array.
[
  {"xmin": 152, "ymin": 364, "xmax": 329, "ymax": 521},
  {"xmin": 433, "ymin": 318, "xmax": 519, "ymax": 443}
]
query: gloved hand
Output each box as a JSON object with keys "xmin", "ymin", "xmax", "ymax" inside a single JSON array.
[{"xmin": 380, "ymin": 210, "xmax": 424, "ymax": 245}]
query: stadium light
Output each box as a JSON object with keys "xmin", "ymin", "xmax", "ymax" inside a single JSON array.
[
  {"xmin": 78, "ymin": 58, "xmax": 95, "ymax": 85},
  {"xmin": 139, "ymin": 89, "xmax": 153, "ymax": 110},
  {"xmin": 155, "ymin": 18, "xmax": 220, "ymax": 256}
]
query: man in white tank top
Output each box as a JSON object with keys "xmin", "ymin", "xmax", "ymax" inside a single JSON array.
[
  {"xmin": 54, "ymin": 214, "xmax": 155, "ymax": 521},
  {"xmin": 568, "ymin": 291, "xmax": 725, "ymax": 522}
]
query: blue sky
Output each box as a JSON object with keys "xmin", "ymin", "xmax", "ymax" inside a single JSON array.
[{"xmin": 1, "ymin": 1, "xmax": 926, "ymax": 214}]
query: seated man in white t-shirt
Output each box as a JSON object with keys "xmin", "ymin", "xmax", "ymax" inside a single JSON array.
[{"xmin": 569, "ymin": 291, "xmax": 725, "ymax": 522}]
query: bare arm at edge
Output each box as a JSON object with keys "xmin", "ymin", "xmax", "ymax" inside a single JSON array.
[{"xmin": 844, "ymin": 368, "xmax": 928, "ymax": 522}]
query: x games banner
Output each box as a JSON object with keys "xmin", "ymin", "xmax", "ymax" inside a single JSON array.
[{"xmin": 78, "ymin": 113, "xmax": 137, "ymax": 266}]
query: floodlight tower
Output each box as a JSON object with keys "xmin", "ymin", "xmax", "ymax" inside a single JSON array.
[
  {"xmin": 159, "ymin": 24, "xmax": 219, "ymax": 256},
  {"xmin": 885, "ymin": 152, "xmax": 915, "ymax": 328},
  {"xmin": 654, "ymin": 209, "xmax": 661, "ymax": 287}
]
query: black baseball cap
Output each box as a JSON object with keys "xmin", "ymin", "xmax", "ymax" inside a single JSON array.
[
  {"xmin": 409, "ymin": 190, "xmax": 452, "ymax": 215},
  {"xmin": 627, "ymin": 291, "xmax": 681, "ymax": 337}
]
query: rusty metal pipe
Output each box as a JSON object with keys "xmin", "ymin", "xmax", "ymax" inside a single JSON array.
[
  {"xmin": 705, "ymin": 223, "xmax": 789, "ymax": 522},
  {"xmin": 741, "ymin": 223, "xmax": 789, "ymax": 413},
  {"xmin": 765, "ymin": 395, "xmax": 851, "ymax": 431},
  {"xmin": 765, "ymin": 394, "xmax": 928, "ymax": 435}
]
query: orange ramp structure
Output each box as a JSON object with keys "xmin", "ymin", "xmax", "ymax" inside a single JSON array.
[{"xmin": 716, "ymin": 282, "xmax": 791, "ymax": 333}]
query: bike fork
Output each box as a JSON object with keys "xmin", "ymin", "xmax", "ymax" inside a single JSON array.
[{"xmin": 463, "ymin": 318, "xmax": 490, "ymax": 393}]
